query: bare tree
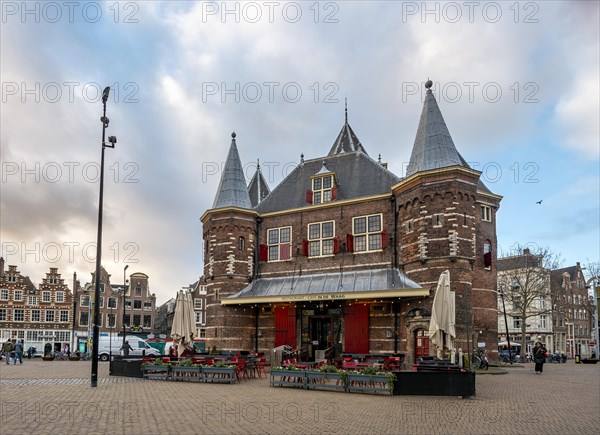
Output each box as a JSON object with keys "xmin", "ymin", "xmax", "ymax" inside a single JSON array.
[{"xmin": 497, "ymin": 245, "xmax": 562, "ymax": 356}]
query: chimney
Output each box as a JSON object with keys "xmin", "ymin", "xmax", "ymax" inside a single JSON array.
[
  {"xmin": 523, "ymin": 248, "xmax": 530, "ymax": 256},
  {"xmin": 0, "ymin": 257, "xmax": 4, "ymax": 275}
]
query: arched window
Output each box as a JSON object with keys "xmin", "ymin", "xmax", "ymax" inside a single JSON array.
[{"xmin": 238, "ymin": 236, "xmax": 245, "ymax": 251}]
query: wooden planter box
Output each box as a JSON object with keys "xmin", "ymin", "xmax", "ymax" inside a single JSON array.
[
  {"xmin": 202, "ymin": 366, "xmax": 236, "ymax": 384},
  {"xmin": 305, "ymin": 371, "xmax": 346, "ymax": 392},
  {"xmin": 69, "ymin": 356, "xmax": 81, "ymax": 361},
  {"xmin": 581, "ymin": 358, "xmax": 599, "ymax": 364},
  {"xmin": 143, "ymin": 365, "xmax": 170, "ymax": 380},
  {"xmin": 346, "ymin": 373, "xmax": 393, "ymax": 395},
  {"xmin": 171, "ymin": 366, "xmax": 203, "ymax": 382},
  {"xmin": 42, "ymin": 356, "xmax": 55, "ymax": 361},
  {"xmin": 270, "ymin": 369, "xmax": 306, "ymax": 389}
]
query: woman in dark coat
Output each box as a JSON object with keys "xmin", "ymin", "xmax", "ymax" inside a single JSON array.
[{"xmin": 533, "ymin": 341, "xmax": 547, "ymax": 374}]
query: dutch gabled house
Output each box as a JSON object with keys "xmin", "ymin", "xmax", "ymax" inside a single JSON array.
[{"xmin": 200, "ymin": 81, "xmax": 502, "ymax": 363}]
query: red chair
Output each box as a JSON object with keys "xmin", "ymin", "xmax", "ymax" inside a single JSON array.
[
  {"xmin": 255, "ymin": 358, "xmax": 266, "ymax": 379},
  {"xmin": 235, "ymin": 360, "xmax": 247, "ymax": 383},
  {"xmin": 342, "ymin": 361, "xmax": 358, "ymax": 371}
]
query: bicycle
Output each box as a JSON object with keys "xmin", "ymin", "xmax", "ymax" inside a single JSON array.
[
  {"xmin": 53, "ymin": 352, "xmax": 69, "ymax": 361},
  {"xmin": 471, "ymin": 348, "xmax": 489, "ymax": 370}
]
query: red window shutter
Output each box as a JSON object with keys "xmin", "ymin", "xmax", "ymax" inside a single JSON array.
[
  {"xmin": 333, "ymin": 237, "xmax": 340, "ymax": 254},
  {"xmin": 346, "ymin": 234, "xmax": 354, "ymax": 253},
  {"xmin": 305, "ymin": 190, "xmax": 313, "ymax": 204},
  {"xmin": 331, "ymin": 186, "xmax": 337, "ymax": 200},
  {"xmin": 259, "ymin": 244, "xmax": 268, "ymax": 261},
  {"xmin": 280, "ymin": 243, "xmax": 291, "ymax": 260},
  {"xmin": 484, "ymin": 251, "xmax": 492, "ymax": 267},
  {"xmin": 381, "ymin": 230, "xmax": 388, "ymax": 249},
  {"xmin": 302, "ymin": 239, "xmax": 309, "ymax": 257}
]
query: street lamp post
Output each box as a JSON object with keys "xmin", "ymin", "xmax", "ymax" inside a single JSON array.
[
  {"xmin": 122, "ymin": 265, "xmax": 129, "ymax": 350},
  {"xmin": 499, "ymin": 284, "xmax": 513, "ymax": 364},
  {"xmin": 91, "ymin": 86, "xmax": 117, "ymax": 388}
]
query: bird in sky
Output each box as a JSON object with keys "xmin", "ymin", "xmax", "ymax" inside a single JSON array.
[{"xmin": 536, "ymin": 200, "xmax": 543, "ymax": 204}]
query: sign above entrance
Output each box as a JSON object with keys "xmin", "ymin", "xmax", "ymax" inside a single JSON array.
[{"xmin": 221, "ymin": 288, "xmax": 429, "ymax": 305}]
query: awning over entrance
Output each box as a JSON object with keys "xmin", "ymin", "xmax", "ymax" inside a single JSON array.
[{"xmin": 222, "ymin": 268, "xmax": 427, "ymax": 305}]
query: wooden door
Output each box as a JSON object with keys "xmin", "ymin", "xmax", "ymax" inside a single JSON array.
[
  {"xmin": 274, "ymin": 306, "xmax": 296, "ymax": 347},
  {"xmin": 344, "ymin": 303, "xmax": 369, "ymax": 353},
  {"xmin": 414, "ymin": 329, "xmax": 429, "ymax": 361}
]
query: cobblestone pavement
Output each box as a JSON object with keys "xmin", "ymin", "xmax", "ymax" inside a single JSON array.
[{"xmin": 0, "ymin": 359, "xmax": 598, "ymax": 435}]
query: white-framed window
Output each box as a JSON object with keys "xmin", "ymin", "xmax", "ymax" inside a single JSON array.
[
  {"xmin": 60, "ymin": 310, "xmax": 69, "ymax": 322},
  {"xmin": 28, "ymin": 295, "xmax": 37, "ymax": 305},
  {"xmin": 49, "ymin": 277, "xmax": 58, "ymax": 284},
  {"xmin": 238, "ymin": 236, "xmax": 245, "ymax": 251},
  {"xmin": 194, "ymin": 298, "xmax": 202, "ymax": 310},
  {"xmin": 195, "ymin": 311, "xmax": 202, "ymax": 324},
  {"xmin": 353, "ymin": 214, "xmax": 383, "ymax": 252},
  {"xmin": 199, "ymin": 328, "xmax": 206, "ymax": 338},
  {"xmin": 45, "ymin": 310, "xmax": 55, "ymax": 322},
  {"xmin": 133, "ymin": 300, "xmax": 142, "ymax": 310},
  {"xmin": 80, "ymin": 295, "xmax": 90, "ymax": 307},
  {"xmin": 14, "ymin": 290, "xmax": 23, "ymax": 301},
  {"xmin": 0, "ymin": 289, "xmax": 9, "ymax": 300},
  {"xmin": 135, "ymin": 287, "xmax": 142, "ymax": 296},
  {"xmin": 55, "ymin": 291, "xmax": 64, "ymax": 302},
  {"xmin": 108, "ymin": 297, "xmax": 117, "ymax": 309},
  {"xmin": 14, "ymin": 309, "xmax": 24, "ymax": 322},
  {"xmin": 144, "ymin": 301, "xmax": 152, "ymax": 310},
  {"xmin": 481, "ymin": 205, "xmax": 492, "ymax": 222},
  {"xmin": 7, "ymin": 275, "xmax": 17, "ymax": 283},
  {"xmin": 79, "ymin": 311, "xmax": 90, "ymax": 326},
  {"xmin": 513, "ymin": 316, "xmax": 521, "ymax": 329},
  {"xmin": 267, "ymin": 227, "xmax": 292, "ymax": 261},
  {"xmin": 42, "ymin": 291, "xmax": 51, "ymax": 302},
  {"xmin": 0, "ymin": 309, "xmax": 6, "ymax": 321},
  {"xmin": 433, "ymin": 213, "xmax": 444, "ymax": 227},
  {"xmin": 99, "ymin": 296, "xmax": 104, "ymax": 308},
  {"xmin": 31, "ymin": 309, "xmax": 40, "ymax": 322},
  {"xmin": 406, "ymin": 220, "xmax": 414, "ymax": 233},
  {"xmin": 311, "ymin": 174, "xmax": 335, "ymax": 205},
  {"xmin": 540, "ymin": 315, "xmax": 547, "ymax": 329},
  {"xmin": 308, "ymin": 221, "xmax": 335, "ymax": 257},
  {"xmin": 107, "ymin": 313, "xmax": 116, "ymax": 328}
]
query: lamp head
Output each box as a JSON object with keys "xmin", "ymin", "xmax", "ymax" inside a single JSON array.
[
  {"xmin": 108, "ymin": 136, "xmax": 117, "ymax": 144},
  {"xmin": 102, "ymin": 87, "xmax": 110, "ymax": 103}
]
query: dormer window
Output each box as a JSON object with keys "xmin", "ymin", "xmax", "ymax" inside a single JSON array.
[{"xmin": 306, "ymin": 173, "xmax": 337, "ymax": 205}]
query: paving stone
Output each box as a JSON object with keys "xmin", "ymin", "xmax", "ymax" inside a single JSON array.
[{"xmin": 0, "ymin": 360, "xmax": 598, "ymax": 434}]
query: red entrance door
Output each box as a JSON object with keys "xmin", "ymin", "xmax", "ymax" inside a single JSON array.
[
  {"xmin": 414, "ymin": 329, "xmax": 429, "ymax": 362},
  {"xmin": 344, "ymin": 303, "xmax": 369, "ymax": 353},
  {"xmin": 274, "ymin": 306, "xmax": 296, "ymax": 347}
]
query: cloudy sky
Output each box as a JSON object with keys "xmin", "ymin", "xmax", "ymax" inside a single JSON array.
[{"xmin": 1, "ymin": 1, "xmax": 599, "ymax": 304}]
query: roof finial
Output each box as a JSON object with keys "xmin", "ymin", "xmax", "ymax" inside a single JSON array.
[
  {"xmin": 256, "ymin": 158, "xmax": 260, "ymax": 170},
  {"xmin": 231, "ymin": 131, "xmax": 236, "ymax": 139},
  {"xmin": 300, "ymin": 153, "xmax": 304, "ymax": 163},
  {"xmin": 425, "ymin": 78, "xmax": 433, "ymax": 89},
  {"xmin": 344, "ymin": 97, "xmax": 348, "ymax": 123},
  {"xmin": 378, "ymin": 154, "xmax": 382, "ymax": 163}
]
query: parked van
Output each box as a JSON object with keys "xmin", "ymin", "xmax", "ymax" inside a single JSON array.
[{"xmin": 97, "ymin": 336, "xmax": 160, "ymax": 361}]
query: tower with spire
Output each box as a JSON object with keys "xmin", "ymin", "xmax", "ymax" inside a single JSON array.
[
  {"xmin": 200, "ymin": 132, "xmax": 258, "ymax": 351},
  {"xmin": 393, "ymin": 79, "xmax": 502, "ymax": 353}
]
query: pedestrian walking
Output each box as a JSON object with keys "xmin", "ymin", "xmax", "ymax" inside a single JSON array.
[
  {"xmin": 533, "ymin": 340, "xmax": 547, "ymax": 374},
  {"xmin": 13, "ymin": 340, "xmax": 24, "ymax": 365},
  {"xmin": 2, "ymin": 339, "xmax": 13, "ymax": 364},
  {"xmin": 120, "ymin": 340, "xmax": 133, "ymax": 357}
]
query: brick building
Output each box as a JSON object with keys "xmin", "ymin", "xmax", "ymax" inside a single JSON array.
[
  {"xmin": 0, "ymin": 258, "xmax": 74, "ymax": 354},
  {"xmin": 201, "ymin": 81, "xmax": 502, "ymax": 363},
  {"xmin": 551, "ymin": 263, "xmax": 594, "ymax": 357},
  {"xmin": 73, "ymin": 268, "xmax": 156, "ymax": 352}
]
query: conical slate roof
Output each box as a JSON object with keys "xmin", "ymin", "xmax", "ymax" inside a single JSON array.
[
  {"xmin": 212, "ymin": 133, "xmax": 252, "ymax": 209},
  {"xmin": 406, "ymin": 83, "xmax": 469, "ymax": 177},
  {"xmin": 248, "ymin": 161, "xmax": 271, "ymax": 208},
  {"xmin": 328, "ymin": 104, "xmax": 368, "ymax": 156}
]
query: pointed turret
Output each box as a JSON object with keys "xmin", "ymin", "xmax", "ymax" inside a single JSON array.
[
  {"xmin": 406, "ymin": 80, "xmax": 469, "ymax": 177},
  {"xmin": 248, "ymin": 159, "xmax": 271, "ymax": 208},
  {"xmin": 212, "ymin": 132, "xmax": 252, "ymax": 209},
  {"xmin": 328, "ymin": 99, "xmax": 368, "ymax": 156}
]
